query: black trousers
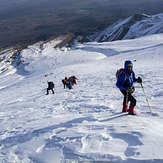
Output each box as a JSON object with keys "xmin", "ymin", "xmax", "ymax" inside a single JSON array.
[
  {"xmin": 121, "ymin": 90, "xmax": 136, "ymax": 107},
  {"xmin": 46, "ymin": 88, "xmax": 54, "ymax": 94}
]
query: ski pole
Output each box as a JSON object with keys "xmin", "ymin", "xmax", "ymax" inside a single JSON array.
[
  {"xmin": 140, "ymin": 83, "xmax": 152, "ymax": 113},
  {"xmin": 126, "ymin": 90, "xmax": 129, "ymax": 104}
]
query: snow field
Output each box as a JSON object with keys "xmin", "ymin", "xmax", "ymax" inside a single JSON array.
[{"xmin": 0, "ymin": 34, "xmax": 163, "ymax": 162}]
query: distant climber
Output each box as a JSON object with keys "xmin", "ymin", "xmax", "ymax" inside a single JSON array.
[
  {"xmin": 69, "ymin": 76, "xmax": 77, "ymax": 85},
  {"xmin": 116, "ymin": 60, "xmax": 142, "ymax": 115},
  {"xmin": 62, "ymin": 76, "xmax": 77, "ymax": 89},
  {"xmin": 65, "ymin": 79, "xmax": 73, "ymax": 89},
  {"xmin": 46, "ymin": 81, "xmax": 55, "ymax": 95},
  {"xmin": 62, "ymin": 77, "xmax": 68, "ymax": 89}
]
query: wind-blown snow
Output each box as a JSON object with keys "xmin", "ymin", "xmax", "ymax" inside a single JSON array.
[{"xmin": 0, "ymin": 34, "xmax": 163, "ymax": 163}]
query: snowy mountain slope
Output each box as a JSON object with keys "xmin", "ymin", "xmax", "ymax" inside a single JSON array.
[
  {"xmin": 0, "ymin": 34, "xmax": 163, "ymax": 163},
  {"xmin": 94, "ymin": 13, "xmax": 163, "ymax": 42}
]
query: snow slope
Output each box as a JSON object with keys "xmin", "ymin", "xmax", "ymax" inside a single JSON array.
[
  {"xmin": 94, "ymin": 13, "xmax": 163, "ymax": 42},
  {"xmin": 0, "ymin": 34, "xmax": 163, "ymax": 163}
]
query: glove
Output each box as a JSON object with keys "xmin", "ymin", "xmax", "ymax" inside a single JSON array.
[
  {"xmin": 123, "ymin": 79, "xmax": 130, "ymax": 88},
  {"xmin": 127, "ymin": 86, "xmax": 135, "ymax": 94},
  {"xmin": 137, "ymin": 77, "xmax": 142, "ymax": 83}
]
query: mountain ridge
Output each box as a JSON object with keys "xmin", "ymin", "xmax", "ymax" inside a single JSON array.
[{"xmin": 90, "ymin": 13, "xmax": 163, "ymax": 42}]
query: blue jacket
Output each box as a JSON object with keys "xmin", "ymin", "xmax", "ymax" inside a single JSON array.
[{"xmin": 116, "ymin": 60, "xmax": 137, "ymax": 90}]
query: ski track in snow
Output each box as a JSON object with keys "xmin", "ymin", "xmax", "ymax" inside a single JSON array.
[{"xmin": 0, "ymin": 34, "xmax": 163, "ymax": 163}]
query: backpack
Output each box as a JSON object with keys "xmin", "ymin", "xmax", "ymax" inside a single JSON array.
[
  {"xmin": 116, "ymin": 68, "xmax": 126, "ymax": 79},
  {"xmin": 62, "ymin": 79, "xmax": 65, "ymax": 84},
  {"xmin": 48, "ymin": 82, "xmax": 54, "ymax": 88}
]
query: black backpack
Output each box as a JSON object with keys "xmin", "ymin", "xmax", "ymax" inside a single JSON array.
[
  {"xmin": 116, "ymin": 68, "xmax": 127, "ymax": 80},
  {"xmin": 48, "ymin": 82, "xmax": 54, "ymax": 88}
]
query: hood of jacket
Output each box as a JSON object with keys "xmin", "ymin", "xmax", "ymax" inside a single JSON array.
[{"xmin": 124, "ymin": 60, "xmax": 133, "ymax": 72}]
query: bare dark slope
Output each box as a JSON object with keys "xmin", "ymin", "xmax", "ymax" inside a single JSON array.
[{"xmin": 0, "ymin": 0, "xmax": 163, "ymax": 49}]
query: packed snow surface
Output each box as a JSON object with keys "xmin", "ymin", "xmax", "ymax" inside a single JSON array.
[{"xmin": 0, "ymin": 34, "xmax": 163, "ymax": 163}]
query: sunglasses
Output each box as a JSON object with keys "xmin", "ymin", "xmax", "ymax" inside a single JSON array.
[{"xmin": 127, "ymin": 64, "xmax": 133, "ymax": 68}]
